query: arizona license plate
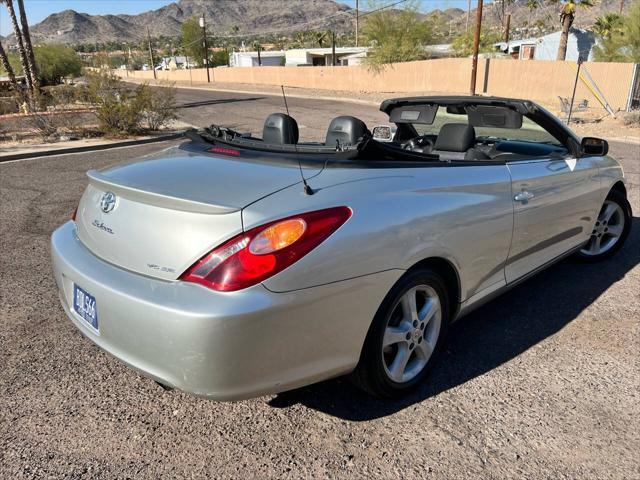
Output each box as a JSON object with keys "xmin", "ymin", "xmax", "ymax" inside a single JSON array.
[{"xmin": 73, "ymin": 284, "xmax": 98, "ymax": 331}]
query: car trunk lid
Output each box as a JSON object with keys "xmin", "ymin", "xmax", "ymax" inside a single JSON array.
[{"xmin": 75, "ymin": 147, "xmax": 318, "ymax": 280}]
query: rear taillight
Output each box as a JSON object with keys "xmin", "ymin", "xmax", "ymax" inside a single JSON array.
[
  {"xmin": 71, "ymin": 206, "xmax": 78, "ymax": 221},
  {"xmin": 180, "ymin": 206, "xmax": 352, "ymax": 291}
]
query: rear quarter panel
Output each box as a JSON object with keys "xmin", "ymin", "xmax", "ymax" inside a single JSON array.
[{"xmin": 244, "ymin": 164, "xmax": 514, "ymax": 302}]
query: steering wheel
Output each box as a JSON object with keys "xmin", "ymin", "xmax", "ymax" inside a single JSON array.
[{"xmin": 402, "ymin": 136, "xmax": 434, "ymax": 152}]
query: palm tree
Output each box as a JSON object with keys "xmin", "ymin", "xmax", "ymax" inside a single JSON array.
[
  {"xmin": 594, "ymin": 12, "xmax": 623, "ymax": 39},
  {"xmin": 2, "ymin": 0, "xmax": 33, "ymax": 92},
  {"xmin": 16, "ymin": 0, "xmax": 39, "ymax": 90},
  {"xmin": 556, "ymin": 0, "xmax": 594, "ymax": 60},
  {"xmin": 313, "ymin": 30, "xmax": 330, "ymax": 48},
  {"xmin": 0, "ymin": 39, "xmax": 19, "ymax": 90}
]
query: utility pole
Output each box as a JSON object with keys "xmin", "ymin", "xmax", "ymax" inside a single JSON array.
[
  {"xmin": 124, "ymin": 43, "xmax": 129, "ymax": 77},
  {"xmin": 466, "ymin": 0, "xmax": 471, "ymax": 33},
  {"xmin": 200, "ymin": 13, "xmax": 211, "ymax": 83},
  {"xmin": 146, "ymin": 26, "xmax": 156, "ymax": 80},
  {"xmin": 332, "ymin": 30, "xmax": 336, "ymax": 66},
  {"xmin": 470, "ymin": 0, "xmax": 483, "ymax": 95},
  {"xmin": 504, "ymin": 13, "xmax": 511, "ymax": 43},
  {"xmin": 619, "ymin": 0, "xmax": 624, "ymax": 14},
  {"xmin": 355, "ymin": 0, "xmax": 359, "ymax": 47}
]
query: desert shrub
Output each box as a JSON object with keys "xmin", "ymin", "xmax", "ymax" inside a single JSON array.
[
  {"xmin": 85, "ymin": 72, "xmax": 178, "ymax": 136},
  {"xmin": 621, "ymin": 110, "xmax": 640, "ymax": 126},
  {"xmin": 0, "ymin": 94, "xmax": 20, "ymax": 115},
  {"xmin": 142, "ymin": 81, "xmax": 178, "ymax": 131},
  {"xmin": 48, "ymin": 84, "xmax": 85, "ymax": 107}
]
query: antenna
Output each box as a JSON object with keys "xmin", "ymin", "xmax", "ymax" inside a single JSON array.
[{"xmin": 281, "ymin": 85, "xmax": 314, "ymax": 196}]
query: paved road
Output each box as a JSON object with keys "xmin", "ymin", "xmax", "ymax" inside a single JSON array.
[
  {"xmin": 1, "ymin": 90, "xmax": 638, "ymax": 479},
  {"xmin": 173, "ymin": 87, "xmax": 388, "ymax": 140}
]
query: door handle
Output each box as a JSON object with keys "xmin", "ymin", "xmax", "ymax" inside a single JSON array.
[{"xmin": 514, "ymin": 191, "xmax": 535, "ymax": 202}]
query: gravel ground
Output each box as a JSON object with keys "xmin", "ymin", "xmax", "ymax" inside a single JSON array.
[{"xmin": 1, "ymin": 89, "xmax": 638, "ymax": 479}]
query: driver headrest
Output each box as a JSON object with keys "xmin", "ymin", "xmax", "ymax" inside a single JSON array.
[
  {"xmin": 434, "ymin": 123, "xmax": 476, "ymax": 152},
  {"xmin": 325, "ymin": 116, "xmax": 369, "ymax": 148},
  {"xmin": 263, "ymin": 113, "xmax": 299, "ymax": 144}
]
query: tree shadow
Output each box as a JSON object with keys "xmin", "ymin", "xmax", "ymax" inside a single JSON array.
[
  {"xmin": 177, "ymin": 97, "xmax": 265, "ymax": 109},
  {"xmin": 268, "ymin": 216, "xmax": 639, "ymax": 421}
]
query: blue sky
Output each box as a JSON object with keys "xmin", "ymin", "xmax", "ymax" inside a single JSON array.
[{"xmin": 1, "ymin": 1, "xmax": 473, "ymax": 37}]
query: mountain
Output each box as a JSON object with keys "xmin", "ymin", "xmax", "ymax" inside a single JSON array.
[
  {"xmin": 3, "ymin": 0, "xmax": 630, "ymax": 46},
  {"xmin": 10, "ymin": 0, "xmax": 354, "ymax": 44}
]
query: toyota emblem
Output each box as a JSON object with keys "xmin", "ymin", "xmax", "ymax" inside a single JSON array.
[{"xmin": 100, "ymin": 192, "xmax": 117, "ymax": 213}]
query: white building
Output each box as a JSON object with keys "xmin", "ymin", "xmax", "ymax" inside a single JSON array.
[
  {"xmin": 284, "ymin": 47, "xmax": 369, "ymax": 66},
  {"xmin": 227, "ymin": 47, "xmax": 370, "ymax": 68},
  {"xmin": 229, "ymin": 51, "xmax": 285, "ymax": 67},
  {"xmin": 156, "ymin": 56, "xmax": 189, "ymax": 70}
]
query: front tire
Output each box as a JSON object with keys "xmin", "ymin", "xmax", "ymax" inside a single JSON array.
[
  {"xmin": 577, "ymin": 190, "xmax": 631, "ymax": 262},
  {"xmin": 352, "ymin": 268, "xmax": 450, "ymax": 398}
]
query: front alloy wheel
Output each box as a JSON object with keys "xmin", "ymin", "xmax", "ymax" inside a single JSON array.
[{"xmin": 577, "ymin": 190, "xmax": 631, "ymax": 262}]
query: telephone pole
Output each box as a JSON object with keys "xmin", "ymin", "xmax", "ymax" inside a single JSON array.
[
  {"xmin": 332, "ymin": 30, "xmax": 336, "ymax": 66},
  {"xmin": 469, "ymin": 0, "xmax": 482, "ymax": 95},
  {"xmin": 200, "ymin": 13, "xmax": 211, "ymax": 83},
  {"xmin": 469, "ymin": 0, "xmax": 483, "ymax": 95},
  {"xmin": 146, "ymin": 26, "xmax": 156, "ymax": 80},
  {"xmin": 504, "ymin": 13, "xmax": 511, "ymax": 43},
  {"xmin": 356, "ymin": 0, "xmax": 359, "ymax": 47}
]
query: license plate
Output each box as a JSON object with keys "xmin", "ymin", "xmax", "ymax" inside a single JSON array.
[{"xmin": 73, "ymin": 284, "xmax": 98, "ymax": 331}]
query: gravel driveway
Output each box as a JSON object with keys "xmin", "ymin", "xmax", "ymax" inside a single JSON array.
[{"xmin": 1, "ymin": 90, "xmax": 638, "ymax": 479}]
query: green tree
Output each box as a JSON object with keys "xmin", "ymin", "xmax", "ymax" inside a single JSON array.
[
  {"xmin": 451, "ymin": 27, "xmax": 501, "ymax": 57},
  {"xmin": 181, "ymin": 17, "xmax": 208, "ymax": 67},
  {"xmin": 622, "ymin": 0, "xmax": 640, "ymax": 62},
  {"xmin": 593, "ymin": 12, "xmax": 626, "ymax": 61},
  {"xmin": 593, "ymin": 1, "xmax": 640, "ymax": 63},
  {"xmin": 34, "ymin": 44, "xmax": 82, "ymax": 85},
  {"xmin": 362, "ymin": 1, "xmax": 432, "ymax": 69}
]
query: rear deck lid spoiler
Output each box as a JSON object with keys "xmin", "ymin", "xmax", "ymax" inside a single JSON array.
[{"xmin": 87, "ymin": 170, "xmax": 239, "ymax": 215}]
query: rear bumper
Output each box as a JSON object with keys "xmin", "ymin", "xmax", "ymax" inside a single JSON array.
[{"xmin": 51, "ymin": 221, "xmax": 401, "ymax": 400}]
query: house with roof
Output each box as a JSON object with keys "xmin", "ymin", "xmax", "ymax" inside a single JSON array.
[
  {"xmin": 495, "ymin": 28, "xmax": 597, "ymax": 61},
  {"xmin": 229, "ymin": 51, "xmax": 285, "ymax": 67},
  {"xmin": 284, "ymin": 47, "xmax": 369, "ymax": 66}
]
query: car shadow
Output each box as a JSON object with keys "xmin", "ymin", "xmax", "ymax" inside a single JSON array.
[
  {"xmin": 177, "ymin": 97, "xmax": 265, "ymax": 109},
  {"xmin": 267, "ymin": 216, "xmax": 639, "ymax": 421}
]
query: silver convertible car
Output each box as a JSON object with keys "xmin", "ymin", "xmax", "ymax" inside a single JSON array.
[{"xmin": 51, "ymin": 96, "xmax": 632, "ymax": 400}]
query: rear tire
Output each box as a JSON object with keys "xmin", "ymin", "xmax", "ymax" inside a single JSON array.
[
  {"xmin": 351, "ymin": 268, "xmax": 450, "ymax": 398},
  {"xmin": 576, "ymin": 190, "xmax": 631, "ymax": 262}
]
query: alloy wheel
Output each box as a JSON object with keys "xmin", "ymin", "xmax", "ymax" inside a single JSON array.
[
  {"xmin": 580, "ymin": 200, "xmax": 625, "ymax": 256},
  {"xmin": 382, "ymin": 285, "xmax": 442, "ymax": 384}
]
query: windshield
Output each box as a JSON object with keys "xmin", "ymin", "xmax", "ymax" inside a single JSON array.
[{"xmin": 411, "ymin": 106, "xmax": 564, "ymax": 146}]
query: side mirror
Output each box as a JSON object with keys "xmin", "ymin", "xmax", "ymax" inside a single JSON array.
[
  {"xmin": 580, "ymin": 137, "xmax": 608, "ymax": 157},
  {"xmin": 372, "ymin": 124, "xmax": 396, "ymax": 142}
]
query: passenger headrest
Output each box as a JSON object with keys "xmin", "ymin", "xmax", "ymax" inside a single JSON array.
[
  {"xmin": 434, "ymin": 123, "xmax": 476, "ymax": 152},
  {"xmin": 325, "ymin": 116, "xmax": 369, "ymax": 148},
  {"xmin": 263, "ymin": 113, "xmax": 299, "ymax": 144}
]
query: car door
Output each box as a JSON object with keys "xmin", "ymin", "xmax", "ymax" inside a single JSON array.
[{"xmin": 505, "ymin": 153, "xmax": 602, "ymax": 283}]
